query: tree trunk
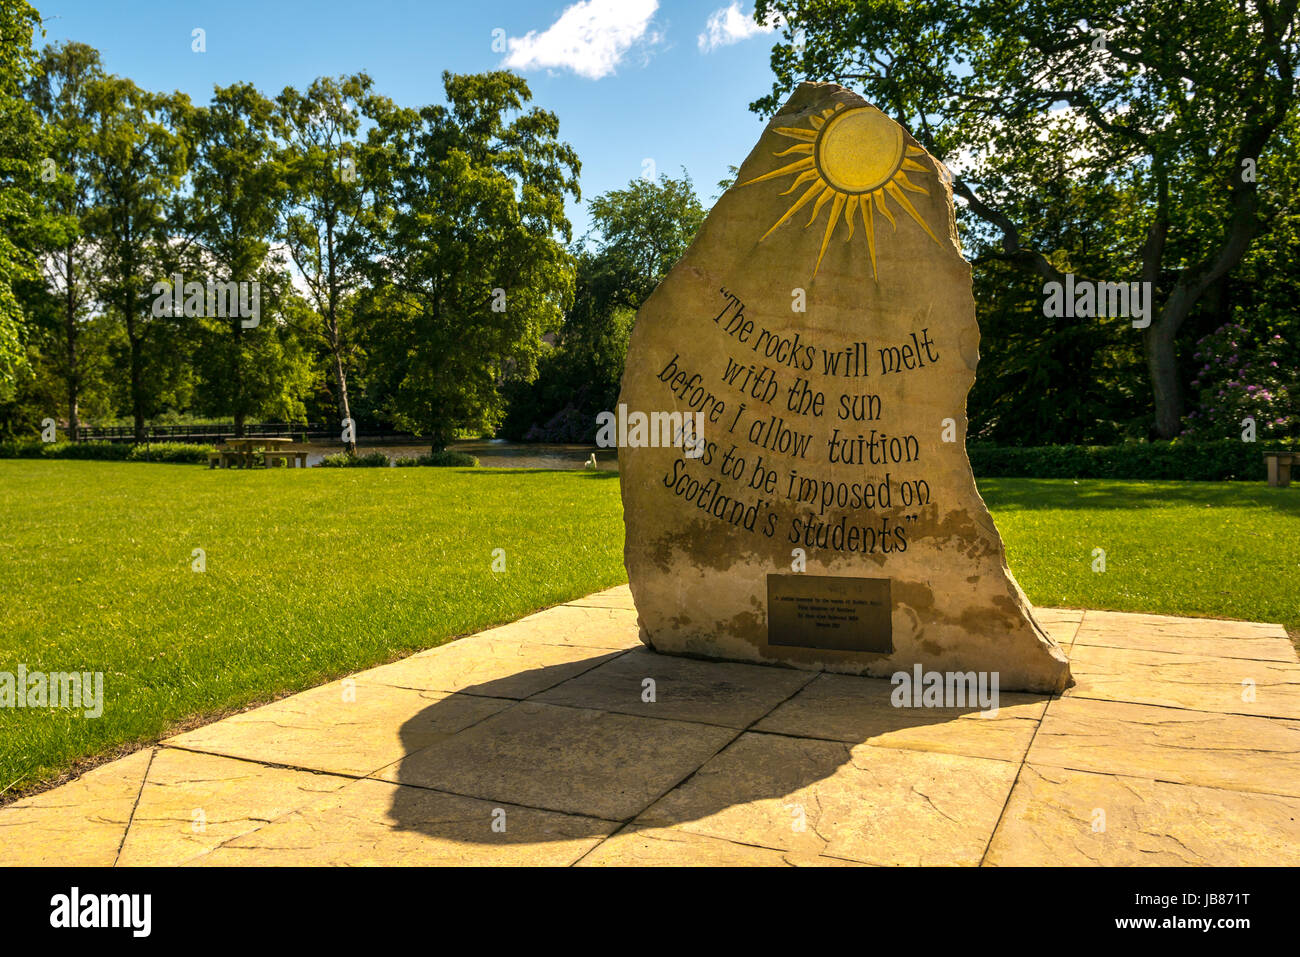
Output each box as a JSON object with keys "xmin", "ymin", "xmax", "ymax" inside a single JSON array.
[
  {"xmin": 325, "ymin": 213, "xmax": 354, "ymax": 455},
  {"xmin": 64, "ymin": 249, "xmax": 79, "ymax": 441},
  {"xmin": 333, "ymin": 346, "xmax": 355, "ymax": 454},
  {"xmin": 1144, "ymin": 320, "xmax": 1183, "ymax": 440},
  {"xmin": 67, "ymin": 382, "xmax": 80, "ymax": 443},
  {"xmin": 130, "ymin": 346, "xmax": 145, "ymax": 442},
  {"xmin": 127, "ymin": 308, "xmax": 145, "ymax": 444},
  {"xmin": 234, "ymin": 319, "xmax": 246, "ymax": 438},
  {"xmin": 429, "ymin": 419, "xmax": 449, "ymax": 453}
]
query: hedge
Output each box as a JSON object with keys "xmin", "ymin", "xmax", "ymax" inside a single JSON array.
[
  {"xmin": 316, "ymin": 451, "xmax": 392, "ymax": 468},
  {"xmin": 967, "ymin": 440, "xmax": 1298, "ymax": 481},
  {"xmin": 126, "ymin": 443, "xmax": 215, "ymax": 464},
  {"xmin": 411, "ymin": 450, "xmax": 479, "ymax": 468},
  {"xmin": 0, "ymin": 440, "xmax": 214, "ymax": 464}
]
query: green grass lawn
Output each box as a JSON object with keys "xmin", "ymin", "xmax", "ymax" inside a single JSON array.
[
  {"xmin": 980, "ymin": 478, "xmax": 1299, "ymax": 632},
  {"xmin": 0, "ymin": 461, "xmax": 1296, "ymax": 800},
  {"xmin": 0, "ymin": 461, "xmax": 627, "ymax": 799}
]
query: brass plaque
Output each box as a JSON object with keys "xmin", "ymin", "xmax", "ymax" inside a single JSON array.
[{"xmin": 767, "ymin": 574, "xmax": 892, "ymax": 653}]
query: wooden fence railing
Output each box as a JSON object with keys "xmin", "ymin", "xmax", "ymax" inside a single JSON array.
[{"xmin": 75, "ymin": 423, "xmax": 420, "ymax": 443}]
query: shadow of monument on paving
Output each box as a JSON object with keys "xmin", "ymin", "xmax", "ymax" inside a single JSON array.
[{"xmin": 387, "ymin": 649, "xmax": 1044, "ymax": 846}]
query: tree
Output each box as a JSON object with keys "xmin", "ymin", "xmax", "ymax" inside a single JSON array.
[
  {"xmin": 364, "ymin": 71, "xmax": 580, "ymax": 450},
  {"xmin": 26, "ymin": 41, "xmax": 104, "ymax": 439},
  {"xmin": 0, "ymin": 0, "xmax": 46, "ymax": 403},
  {"xmin": 968, "ymin": 151, "xmax": 1149, "ymax": 444},
  {"xmin": 83, "ymin": 75, "xmax": 189, "ymax": 441},
  {"xmin": 501, "ymin": 171, "xmax": 706, "ymax": 441},
  {"xmin": 753, "ymin": 0, "xmax": 1300, "ymax": 438},
  {"xmin": 275, "ymin": 73, "xmax": 387, "ymax": 452},
  {"xmin": 583, "ymin": 171, "xmax": 707, "ymax": 307},
  {"xmin": 183, "ymin": 82, "xmax": 308, "ymax": 434}
]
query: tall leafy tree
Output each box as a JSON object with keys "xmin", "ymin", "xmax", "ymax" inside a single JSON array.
[
  {"xmin": 753, "ymin": 0, "xmax": 1299, "ymax": 438},
  {"xmin": 364, "ymin": 71, "xmax": 580, "ymax": 450},
  {"xmin": 26, "ymin": 41, "xmax": 104, "ymax": 439},
  {"xmin": 183, "ymin": 82, "xmax": 307, "ymax": 435},
  {"xmin": 501, "ymin": 171, "xmax": 707, "ymax": 441},
  {"xmin": 969, "ymin": 151, "xmax": 1150, "ymax": 443},
  {"xmin": 0, "ymin": 0, "xmax": 46, "ymax": 403},
  {"xmin": 275, "ymin": 73, "xmax": 386, "ymax": 452},
  {"xmin": 84, "ymin": 75, "xmax": 189, "ymax": 441},
  {"xmin": 583, "ymin": 171, "xmax": 706, "ymax": 308}
]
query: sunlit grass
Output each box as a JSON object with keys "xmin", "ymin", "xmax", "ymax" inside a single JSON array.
[
  {"xmin": 980, "ymin": 478, "xmax": 1300, "ymax": 634},
  {"xmin": 0, "ymin": 461, "xmax": 626, "ymax": 798}
]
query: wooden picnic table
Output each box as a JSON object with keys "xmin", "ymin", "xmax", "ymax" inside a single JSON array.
[
  {"xmin": 224, "ymin": 437, "xmax": 294, "ymax": 451},
  {"xmin": 209, "ymin": 437, "xmax": 306, "ymax": 469}
]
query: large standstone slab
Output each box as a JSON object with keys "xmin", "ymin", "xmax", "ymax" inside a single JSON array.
[{"xmin": 618, "ymin": 82, "xmax": 1070, "ymax": 693}]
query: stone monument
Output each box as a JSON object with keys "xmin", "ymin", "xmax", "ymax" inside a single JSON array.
[{"xmin": 617, "ymin": 82, "xmax": 1071, "ymax": 694}]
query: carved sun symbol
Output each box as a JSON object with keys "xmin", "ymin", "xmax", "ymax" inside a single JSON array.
[{"xmin": 739, "ymin": 102, "xmax": 940, "ymax": 279}]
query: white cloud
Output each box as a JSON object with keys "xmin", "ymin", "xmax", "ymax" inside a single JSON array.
[
  {"xmin": 698, "ymin": 2, "xmax": 780, "ymax": 53},
  {"xmin": 502, "ymin": 0, "xmax": 661, "ymax": 81}
]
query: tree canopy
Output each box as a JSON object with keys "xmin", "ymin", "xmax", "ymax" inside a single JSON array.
[
  {"xmin": 0, "ymin": 0, "xmax": 45, "ymax": 401},
  {"xmin": 2, "ymin": 5, "xmax": 1295, "ymax": 451},
  {"xmin": 753, "ymin": 0, "xmax": 1299, "ymax": 440},
  {"xmin": 360, "ymin": 71, "xmax": 580, "ymax": 449}
]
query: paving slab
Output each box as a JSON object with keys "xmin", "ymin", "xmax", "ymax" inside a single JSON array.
[
  {"xmin": 484, "ymin": 602, "xmax": 642, "ymax": 650},
  {"xmin": 165, "ymin": 680, "xmax": 511, "ymax": 778},
  {"xmin": 356, "ymin": 636, "xmax": 625, "ymax": 699},
  {"xmin": 1032, "ymin": 608, "xmax": 1085, "ymax": 653},
  {"xmin": 752, "ymin": 673, "xmax": 1047, "ymax": 762},
  {"xmin": 1029, "ymin": 696, "xmax": 1300, "ymax": 797},
  {"xmin": 564, "ymin": 585, "xmax": 636, "ymax": 611},
  {"xmin": 117, "ymin": 749, "xmax": 352, "ymax": 866},
  {"xmin": 1079, "ymin": 609, "xmax": 1289, "ymax": 640},
  {"xmin": 576, "ymin": 824, "xmax": 865, "ymax": 866},
  {"xmin": 532, "ymin": 647, "xmax": 814, "ymax": 728},
  {"xmin": 376, "ymin": 700, "xmax": 738, "ymax": 820},
  {"xmin": 1072, "ymin": 615, "xmax": 1297, "ymax": 662},
  {"xmin": 1066, "ymin": 642, "xmax": 1300, "ymax": 719},
  {"xmin": 0, "ymin": 748, "xmax": 152, "ymax": 866},
  {"xmin": 631, "ymin": 732, "xmax": 1019, "ymax": 866},
  {"xmin": 986, "ymin": 763, "xmax": 1300, "ymax": 866},
  {"xmin": 188, "ymin": 777, "xmax": 618, "ymax": 866}
]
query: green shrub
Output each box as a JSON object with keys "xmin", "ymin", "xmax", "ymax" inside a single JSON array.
[
  {"xmin": 0, "ymin": 441, "xmax": 216, "ymax": 463},
  {"xmin": 418, "ymin": 450, "xmax": 479, "ymax": 468},
  {"xmin": 0, "ymin": 439, "xmax": 52, "ymax": 458},
  {"xmin": 127, "ymin": 442, "xmax": 214, "ymax": 464},
  {"xmin": 50, "ymin": 441, "xmax": 132, "ymax": 460},
  {"xmin": 1184, "ymin": 324, "xmax": 1296, "ymax": 439},
  {"xmin": 391, "ymin": 451, "xmax": 479, "ymax": 467},
  {"xmin": 967, "ymin": 440, "xmax": 1299, "ymax": 481},
  {"xmin": 315, "ymin": 451, "xmax": 392, "ymax": 468}
]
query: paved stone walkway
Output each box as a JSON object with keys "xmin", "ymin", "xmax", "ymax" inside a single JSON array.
[{"xmin": 4, "ymin": 586, "xmax": 1298, "ymax": 866}]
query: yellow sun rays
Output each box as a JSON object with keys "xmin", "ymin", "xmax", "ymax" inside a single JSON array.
[{"xmin": 738, "ymin": 103, "xmax": 941, "ymax": 279}]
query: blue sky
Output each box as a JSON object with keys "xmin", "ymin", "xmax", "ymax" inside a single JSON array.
[{"xmin": 34, "ymin": 0, "xmax": 789, "ymax": 239}]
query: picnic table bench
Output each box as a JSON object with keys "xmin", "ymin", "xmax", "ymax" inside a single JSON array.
[
  {"xmin": 1264, "ymin": 450, "xmax": 1294, "ymax": 487},
  {"xmin": 208, "ymin": 445, "xmax": 254, "ymax": 469},
  {"xmin": 262, "ymin": 448, "xmax": 309, "ymax": 468},
  {"xmin": 207, "ymin": 437, "xmax": 306, "ymax": 469}
]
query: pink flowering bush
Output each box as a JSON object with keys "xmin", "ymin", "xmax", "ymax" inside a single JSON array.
[{"xmin": 1183, "ymin": 323, "xmax": 1297, "ymax": 440}]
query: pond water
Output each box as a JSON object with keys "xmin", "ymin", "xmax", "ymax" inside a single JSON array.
[{"xmin": 300, "ymin": 439, "xmax": 619, "ymax": 471}]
